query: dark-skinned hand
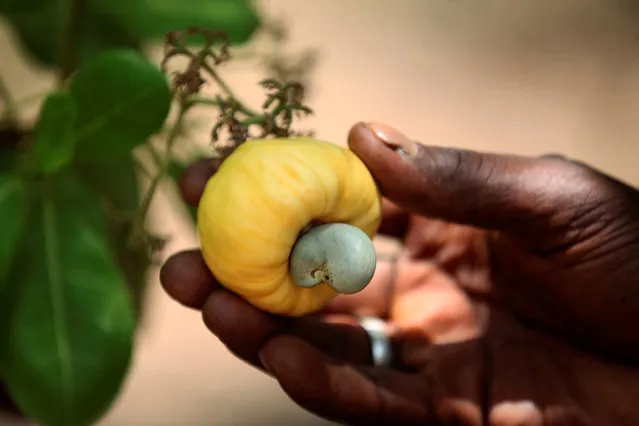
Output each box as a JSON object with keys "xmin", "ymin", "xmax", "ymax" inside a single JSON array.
[{"xmin": 160, "ymin": 122, "xmax": 639, "ymax": 425}]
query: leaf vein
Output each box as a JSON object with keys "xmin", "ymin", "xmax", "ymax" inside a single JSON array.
[
  {"xmin": 0, "ymin": 178, "xmax": 20, "ymax": 205},
  {"xmin": 43, "ymin": 193, "xmax": 74, "ymax": 422},
  {"xmin": 75, "ymin": 85, "xmax": 164, "ymax": 144}
]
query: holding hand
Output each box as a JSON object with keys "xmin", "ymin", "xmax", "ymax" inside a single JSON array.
[{"xmin": 161, "ymin": 123, "xmax": 639, "ymax": 425}]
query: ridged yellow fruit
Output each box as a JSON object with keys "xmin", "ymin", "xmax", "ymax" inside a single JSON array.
[{"xmin": 197, "ymin": 137, "xmax": 382, "ymax": 316}]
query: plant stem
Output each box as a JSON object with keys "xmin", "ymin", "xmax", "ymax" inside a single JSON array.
[
  {"xmin": 144, "ymin": 143, "xmax": 163, "ymax": 167},
  {"xmin": 186, "ymin": 94, "xmax": 259, "ymax": 120},
  {"xmin": 200, "ymin": 64, "xmax": 260, "ymax": 116},
  {"xmin": 201, "ymin": 63, "xmax": 240, "ymax": 102},
  {"xmin": 184, "ymin": 95, "xmax": 222, "ymax": 108},
  {"xmin": 14, "ymin": 90, "xmax": 50, "ymax": 108},
  {"xmin": 59, "ymin": 0, "xmax": 87, "ymax": 85},
  {"xmin": 136, "ymin": 104, "xmax": 188, "ymax": 225},
  {"xmin": 132, "ymin": 155, "xmax": 153, "ymax": 179},
  {"xmin": 0, "ymin": 75, "xmax": 17, "ymax": 120}
]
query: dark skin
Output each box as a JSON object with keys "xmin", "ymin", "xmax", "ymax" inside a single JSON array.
[{"xmin": 160, "ymin": 123, "xmax": 639, "ymax": 425}]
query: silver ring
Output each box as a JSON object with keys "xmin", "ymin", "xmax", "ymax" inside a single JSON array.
[{"xmin": 358, "ymin": 316, "xmax": 393, "ymax": 367}]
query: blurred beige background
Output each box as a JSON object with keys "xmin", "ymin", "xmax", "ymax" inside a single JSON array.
[{"xmin": 2, "ymin": 0, "xmax": 639, "ymax": 424}]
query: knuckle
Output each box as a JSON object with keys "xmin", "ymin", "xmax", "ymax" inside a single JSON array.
[{"xmin": 531, "ymin": 156, "xmax": 639, "ymax": 245}]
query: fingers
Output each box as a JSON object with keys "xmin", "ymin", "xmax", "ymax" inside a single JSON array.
[
  {"xmin": 160, "ymin": 249, "xmax": 219, "ymax": 309},
  {"xmin": 160, "ymin": 249, "xmax": 395, "ymax": 368},
  {"xmin": 162, "ymin": 246, "xmax": 397, "ymax": 320},
  {"xmin": 201, "ymin": 288, "xmax": 395, "ymax": 368},
  {"xmin": 160, "ymin": 248, "xmax": 281, "ymax": 369},
  {"xmin": 201, "ymin": 289, "xmax": 282, "ymax": 369},
  {"xmin": 257, "ymin": 334, "xmax": 432, "ymax": 425},
  {"xmin": 178, "ymin": 157, "xmax": 222, "ymax": 207},
  {"xmin": 201, "ymin": 289, "xmax": 433, "ymax": 424},
  {"xmin": 378, "ymin": 198, "xmax": 410, "ymax": 239},
  {"xmin": 348, "ymin": 122, "xmax": 598, "ymax": 241},
  {"xmin": 196, "ymin": 275, "xmax": 483, "ymax": 425},
  {"xmin": 259, "ymin": 335, "xmax": 486, "ymax": 425}
]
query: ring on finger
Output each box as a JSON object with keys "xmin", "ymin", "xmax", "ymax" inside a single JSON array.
[{"xmin": 357, "ymin": 315, "xmax": 393, "ymax": 368}]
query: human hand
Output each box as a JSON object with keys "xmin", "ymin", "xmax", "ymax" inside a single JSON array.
[{"xmin": 160, "ymin": 123, "xmax": 639, "ymax": 425}]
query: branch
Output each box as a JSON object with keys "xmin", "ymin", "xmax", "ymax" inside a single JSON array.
[
  {"xmin": 136, "ymin": 103, "xmax": 189, "ymax": 226},
  {"xmin": 0, "ymin": 75, "xmax": 17, "ymax": 120},
  {"xmin": 59, "ymin": 0, "xmax": 87, "ymax": 85}
]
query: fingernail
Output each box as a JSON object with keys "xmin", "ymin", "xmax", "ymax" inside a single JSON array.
[
  {"xmin": 367, "ymin": 122, "xmax": 418, "ymax": 157},
  {"xmin": 541, "ymin": 153, "xmax": 568, "ymax": 161}
]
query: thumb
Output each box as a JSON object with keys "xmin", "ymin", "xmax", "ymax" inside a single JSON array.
[{"xmin": 347, "ymin": 122, "xmax": 599, "ymax": 241}]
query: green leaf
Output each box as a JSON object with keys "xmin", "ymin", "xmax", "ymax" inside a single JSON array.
[
  {"xmin": 93, "ymin": 0, "xmax": 261, "ymax": 45},
  {"xmin": 0, "ymin": 0, "xmax": 141, "ymax": 69},
  {"xmin": 1, "ymin": 173, "xmax": 135, "ymax": 426},
  {"xmin": 69, "ymin": 49, "xmax": 172, "ymax": 161},
  {"xmin": 76, "ymin": 156, "xmax": 150, "ymax": 317},
  {"xmin": 0, "ymin": 173, "xmax": 26, "ymax": 282},
  {"xmin": 0, "ymin": 150, "xmax": 15, "ymax": 172},
  {"xmin": 76, "ymin": 156, "xmax": 140, "ymax": 211},
  {"xmin": 0, "ymin": 121, "xmax": 24, "ymax": 172},
  {"xmin": 1, "ymin": 0, "xmax": 258, "ymax": 70},
  {"xmin": 33, "ymin": 91, "xmax": 77, "ymax": 175},
  {"xmin": 0, "ymin": 0, "xmax": 49, "ymax": 12}
]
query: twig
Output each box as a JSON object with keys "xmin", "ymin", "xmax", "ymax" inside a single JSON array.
[
  {"xmin": 13, "ymin": 89, "xmax": 50, "ymax": 109},
  {"xmin": 184, "ymin": 94, "xmax": 257, "ymax": 118},
  {"xmin": 144, "ymin": 143, "xmax": 164, "ymax": 167},
  {"xmin": 0, "ymin": 75, "xmax": 17, "ymax": 120},
  {"xmin": 59, "ymin": 0, "xmax": 87, "ymax": 85},
  {"xmin": 184, "ymin": 95, "xmax": 223, "ymax": 109},
  {"xmin": 136, "ymin": 103, "xmax": 189, "ymax": 225},
  {"xmin": 198, "ymin": 64, "xmax": 258, "ymax": 117},
  {"xmin": 132, "ymin": 155, "xmax": 154, "ymax": 179},
  {"xmin": 139, "ymin": 26, "xmax": 314, "ymax": 228}
]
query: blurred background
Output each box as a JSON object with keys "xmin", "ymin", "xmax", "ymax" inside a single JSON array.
[{"xmin": 2, "ymin": 0, "xmax": 639, "ymax": 424}]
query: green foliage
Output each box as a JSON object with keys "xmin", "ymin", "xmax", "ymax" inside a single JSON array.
[
  {"xmin": 0, "ymin": 47, "xmax": 177, "ymax": 425},
  {"xmin": 94, "ymin": 0, "xmax": 261, "ymax": 45},
  {"xmin": 0, "ymin": 1, "xmax": 140, "ymax": 68},
  {"xmin": 33, "ymin": 91, "xmax": 77, "ymax": 175},
  {"xmin": 77, "ymin": 156, "xmax": 151, "ymax": 317},
  {"xmin": 0, "ymin": 173, "xmax": 26, "ymax": 282},
  {"xmin": 0, "ymin": 174, "xmax": 135, "ymax": 426},
  {"xmin": 70, "ymin": 49, "xmax": 171, "ymax": 160},
  {"xmin": 0, "ymin": 0, "xmax": 261, "ymax": 70},
  {"xmin": 0, "ymin": 0, "xmax": 265, "ymax": 422},
  {"xmin": 76, "ymin": 157, "xmax": 140, "ymax": 213}
]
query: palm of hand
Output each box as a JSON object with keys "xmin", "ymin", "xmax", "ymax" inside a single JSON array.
[
  {"xmin": 359, "ymin": 203, "xmax": 639, "ymax": 426},
  {"xmin": 161, "ymin": 201, "xmax": 639, "ymax": 426}
]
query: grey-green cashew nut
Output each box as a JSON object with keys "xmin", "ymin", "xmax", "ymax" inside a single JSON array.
[{"xmin": 289, "ymin": 223, "xmax": 377, "ymax": 294}]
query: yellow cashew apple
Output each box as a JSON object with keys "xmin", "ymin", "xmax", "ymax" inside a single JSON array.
[{"xmin": 197, "ymin": 137, "xmax": 382, "ymax": 316}]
